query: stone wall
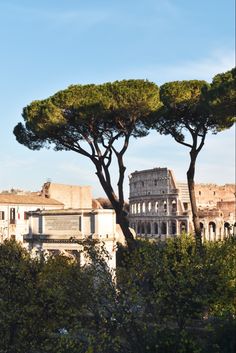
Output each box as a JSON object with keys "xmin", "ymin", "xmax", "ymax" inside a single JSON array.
[
  {"xmin": 195, "ymin": 184, "xmax": 235, "ymax": 206},
  {"xmin": 42, "ymin": 182, "xmax": 92, "ymax": 209}
]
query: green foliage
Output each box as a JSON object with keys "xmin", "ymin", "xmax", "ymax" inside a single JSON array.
[
  {"xmin": 13, "ymin": 79, "xmax": 161, "ymax": 250},
  {"xmin": 14, "ymin": 80, "xmax": 160, "ymax": 151},
  {"xmin": 148, "ymin": 69, "xmax": 235, "ymax": 243},
  {"xmin": 117, "ymin": 236, "xmax": 236, "ymax": 352},
  {"xmin": 152, "ymin": 70, "xmax": 235, "ymax": 141},
  {"xmin": 0, "ymin": 237, "xmax": 235, "ymax": 353},
  {"xmin": 207, "ymin": 67, "xmax": 236, "ymax": 121},
  {"xmin": 0, "ymin": 240, "xmax": 41, "ymax": 352}
]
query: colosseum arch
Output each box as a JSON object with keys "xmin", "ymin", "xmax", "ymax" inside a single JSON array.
[
  {"xmin": 154, "ymin": 222, "xmax": 158, "ymax": 234},
  {"xmin": 163, "ymin": 201, "xmax": 167, "ymax": 213},
  {"xmin": 209, "ymin": 221, "xmax": 216, "ymax": 241},
  {"xmin": 137, "ymin": 203, "xmax": 141, "ymax": 213},
  {"xmin": 180, "ymin": 221, "xmax": 187, "ymax": 234},
  {"xmin": 199, "ymin": 222, "xmax": 205, "ymax": 240},
  {"xmin": 224, "ymin": 222, "xmax": 231, "ymax": 238},
  {"xmin": 142, "ymin": 202, "xmax": 146, "ymax": 213},
  {"xmin": 137, "ymin": 222, "xmax": 141, "ymax": 235},
  {"xmin": 146, "ymin": 222, "xmax": 151, "ymax": 235},
  {"xmin": 141, "ymin": 223, "xmax": 145, "ymax": 234},
  {"xmin": 171, "ymin": 200, "xmax": 177, "ymax": 214},
  {"xmin": 161, "ymin": 222, "xmax": 167, "ymax": 235},
  {"xmin": 148, "ymin": 201, "xmax": 152, "ymax": 212},
  {"xmin": 155, "ymin": 201, "xmax": 158, "ymax": 213},
  {"xmin": 171, "ymin": 221, "xmax": 177, "ymax": 235}
]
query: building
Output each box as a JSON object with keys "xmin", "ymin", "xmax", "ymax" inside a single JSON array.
[
  {"xmin": 0, "ymin": 182, "xmax": 118, "ymax": 270},
  {"xmin": 0, "ymin": 193, "xmax": 63, "ymax": 242},
  {"xmin": 129, "ymin": 167, "xmax": 236, "ymax": 241}
]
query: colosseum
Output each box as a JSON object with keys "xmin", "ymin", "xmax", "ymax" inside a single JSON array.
[{"xmin": 128, "ymin": 167, "xmax": 236, "ymax": 241}]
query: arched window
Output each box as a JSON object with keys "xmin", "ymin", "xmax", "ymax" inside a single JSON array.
[
  {"xmin": 224, "ymin": 222, "xmax": 231, "ymax": 237},
  {"xmin": 155, "ymin": 202, "xmax": 158, "ymax": 213},
  {"xmin": 134, "ymin": 203, "xmax": 137, "ymax": 214},
  {"xmin": 154, "ymin": 222, "xmax": 158, "ymax": 234},
  {"xmin": 163, "ymin": 201, "xmax": 167, "ymax": 213},
  {"xmin": 171, "ymin": 200, "xmax": 177, "ymax": 213},
  {"xmin": 142, "ymin": 202, "xmax": 146, "ymax": 213},
  {"xmin": 137, "ymin": 203, "xmax": 141, "ymax": 213},
  {"xmin": 209, "ymin": 221, "xmax": 216, "ymax": 233},
  {"xmin": 209, "ymin": 222, "xmax": 216, "ymax": 241},
  {"xmin": 141, "ymin": 223, "xmax": 145, "ymax": 234},
  {"xmin": 146, "ymin": 222, "xmax": 151, "ymax": 234},
  {"xmin": 180, "ymin": 221, "xmax": 187, "ymax": 233},
  {"xmin": 161, "ymin": 222, "xmax": 167, "ymax": 235},
  {"xmin": 171, "ymin": 221, "xmax": 176, "ymax": 235},
  {"xmin": 137, "ymin": 222, "xmax": 141, "ymax": 234},
  {"xmin": 148, "ymin": 202, "xmax": 152, "ymax": 212}
]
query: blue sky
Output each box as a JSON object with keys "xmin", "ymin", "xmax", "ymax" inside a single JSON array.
[{"xmin": 0, "ymin": 0, "xmax": 235, "ymax": 198}]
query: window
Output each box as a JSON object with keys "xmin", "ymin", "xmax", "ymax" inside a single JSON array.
[
  {"xmin": 172, "ymin": 200, "xmax": 177, "ymax": 213},
  {"xmin": 10, "ymin": 208, "xmax": 16, "ymax": 224},
  {"xmin": 199, "ymin": 191, "xmax": 201, "ymax": 195},
  {"xmin": 163, "ymin": 201, "xmax": 167, "ymax": 212},
  {"xmin": 79, "ymin": 216, "xmax": 82, "ymax": 231},
  {"xmin": 180, "ymin": 221, "xmax": 187, "ymax": 233},
  {"xmin": 171, "ymin": 221, "xmax": 176, "ymax": 235},
  {"xmin": 24, "ymin": 212, "xmax": 29, "ymax": 220},
  {"xmin": 154, "ymin": 222, "xmax": 158, "ymax": 234},
  {"xmin": 141, "ymin": 223, "xmax": 145, "ymax": 234},
  {"xmin": 0, "ymin": 211, "xmax": 5, "ymax": 220},
  {"xmin": 161, "ymin": 222, "xmax": 167, "ymax": 235},
  {"xmin": 142, "ymin": 202, "xmax": 146, "ymax": 213},
  {"xmin": 155, "ymin": 202, "xmax": 158, "ymax": 213}
]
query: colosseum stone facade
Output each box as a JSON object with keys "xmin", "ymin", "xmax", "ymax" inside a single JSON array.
[{"xmin": 129, "ymin": 167, "xmax": 236, "ymax": 241}]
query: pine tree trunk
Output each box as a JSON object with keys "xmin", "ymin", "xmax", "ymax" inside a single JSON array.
[
  {"xmin": 115, "ymin": 209, "xmax": 136, "ymax": 251},
  {"xmin": 95, "ymin": 166, "xmax": 136, "ymax": 252},
  {"xmin": 187, "ymin": 150, "xmax": 202, "ymax": 249}
]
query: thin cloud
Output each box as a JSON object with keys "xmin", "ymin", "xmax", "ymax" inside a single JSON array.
[
  {"xmin": 121, "ymin": 49, "xmax": 235, "ymax": 84},
  {"xmin": 108, "ymin": 0, "xmax": 180, "ymax": 29},
  {"xmin": 2, "ymin": 3, "xmax": 110, "ymax": 28}
]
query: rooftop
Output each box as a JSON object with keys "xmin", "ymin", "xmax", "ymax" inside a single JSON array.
[{"xmin": 0, "ymin": 194, "xmax": 63, "ymax": 206}]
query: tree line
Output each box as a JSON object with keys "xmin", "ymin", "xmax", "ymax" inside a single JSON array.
[
  {"xmin": 0, "ymin": 237, "xmax": 235, "ymax": 353},
  {"xmin": 13, "ymin": 68, "xmax": 236, "ymax": 250}
]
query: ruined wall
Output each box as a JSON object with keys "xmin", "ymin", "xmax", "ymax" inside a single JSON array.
[
  {"xmin": 216, "ymin": 201, "xmax": 235, "ymax": 219},
  {"xmin": 195, "ymin": 184, "xmax": 235, "ymax": 207}
]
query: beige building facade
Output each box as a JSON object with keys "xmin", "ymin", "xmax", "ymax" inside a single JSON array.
[
  {"xmin": 129, "ymin": 167, "xmax": 236, "ymax": 241},
  {"xmin": 0, "ymin": 194, "xmax": 63, "ymax": 243},
  {"xmin": 0, "ymin": 182, "xmax": 118, "ymax": 270}
]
